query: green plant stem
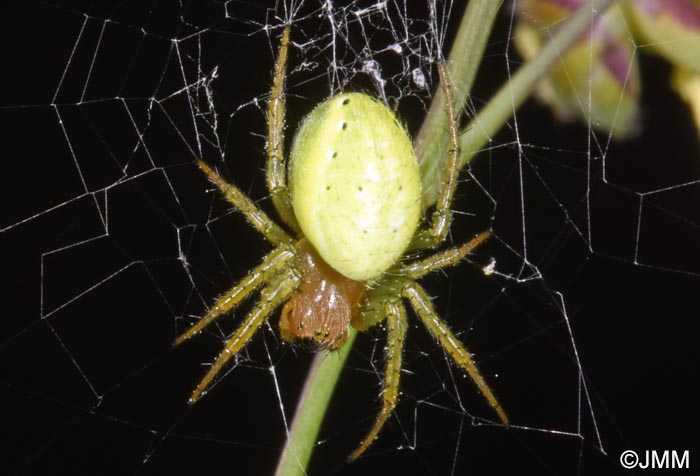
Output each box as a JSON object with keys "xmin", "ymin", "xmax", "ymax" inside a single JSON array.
[
  {"xmin": 274, "ymin": 1, "xmax": 612, "ymax": 474},
  {"xmin": 274, "ymin": 329, "xmax": 357, "ymax": 476},
  {"xmin": 459, "ymin": 0, "xmax": 614, "ymax": 172},
  {"xmin": 415, "ymin": 0, "xmax": 502, "ymax": 210}
]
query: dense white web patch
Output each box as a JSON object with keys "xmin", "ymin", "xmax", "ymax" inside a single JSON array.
[{"xmin": 1, "ymin": 1, "xmax": 699, "ymax": 474}]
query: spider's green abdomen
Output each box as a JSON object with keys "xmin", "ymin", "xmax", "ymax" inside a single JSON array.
[{"xmin": 289, "ymin": 92, "xmax": 421, "ymax": 282}]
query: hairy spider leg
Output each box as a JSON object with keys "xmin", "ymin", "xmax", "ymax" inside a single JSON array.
[
  {"xmin": 266, "ymin": 24, "xmax": 299, "ymax": 232},
  {"xmin": 187, "ymin": 269, "xmax": 301, "ymax": 404},
  {"xmin": 175, "ymin": 245, "xmax": 296, "ymax": 346},
  {"xmin": 412, "ymin": 62, "xmax": 462, "ymax": 250},
  {"xmin": 196, "ymin": 160, "xmax": 291, "ymax": 246},
  {"xmin": 346, "ymin": 233, "xmax": 491, "ymax": 331},
  {"xmin": 178, "ymin": 158, "xmax": 298, "ymax": 403},
  {"xmin": 401, "ymin": 231, "xmax": 491, "ymax": 278},
  {"xmin": 347, "ymin": 231, "xmax": 502, "ymax": 460},
  {"xmin": 348, "ymin": 301, "xmax": 407, "ymax": 461},
  {"xmin": 403, "ymin": 282, "xmax": 509, "ymax": 425}
]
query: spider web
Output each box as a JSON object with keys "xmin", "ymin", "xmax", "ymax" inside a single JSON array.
[{"xmin": 1, "ymin": 1, "xmax": 698, "ymax": 474}]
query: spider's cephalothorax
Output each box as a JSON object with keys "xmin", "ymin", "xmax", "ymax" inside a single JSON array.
[
  {"xmin": 175, "ymin": 24, "xmax": 508, "ymax": 461},
  {"xmin": 279, "ymin": 239, "xmax": 365, "ymax": 350}
]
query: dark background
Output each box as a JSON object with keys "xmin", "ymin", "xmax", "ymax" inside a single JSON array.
[{"xmin": 1, "ymin": 1, "xmax": 698, "ymax": 475}]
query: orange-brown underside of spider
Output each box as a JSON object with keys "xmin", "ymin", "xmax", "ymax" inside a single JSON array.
[{"xmin": 280, "ymin": 240, "xmax": 366, "ymax": 350}]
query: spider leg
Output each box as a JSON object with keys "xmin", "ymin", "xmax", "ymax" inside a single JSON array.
[
  {"xmin": 197, "ymin": 160, "xmax": 291, "ymax": 245},
  {"xmin": 187, "ymin": 268, "xmax": 300, "ymax": 404},
  {"xmin": 349, "ymin": 300, "xmax": 407, "ymax": 461},
  {"xmin": 266, "ymin": 24, "xmax": 299, "ymax": 232},
  {"xmin": 413, "ymin": 62, "xmax": 461, "ymax": 250},
  {"xmin": 402, "ymin": 281, "xmax": 509, "ymax": 425},
  {"xmin": 174, "ymin": 244, "xmax": 296, "ymax": 346},
  {"xmin": 400, "ymin": 230, "xmax": 490, "ymax": 279}
]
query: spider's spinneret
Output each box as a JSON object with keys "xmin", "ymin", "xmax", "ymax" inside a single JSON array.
[{"xmin": 289, "ymin": 92, "xmax": 422, "ymax": 282}]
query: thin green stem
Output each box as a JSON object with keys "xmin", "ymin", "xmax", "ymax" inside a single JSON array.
[
  {"xmin": 459, "ymin": 0, "xmax": 614, "ymax": 171},
  {"xmin": 274, "ymin": 329, "xmax": 357, "ymax": 476},
  {"xmin": 415, "ymin": 0, "xmax": 501, "ymax": 209}
]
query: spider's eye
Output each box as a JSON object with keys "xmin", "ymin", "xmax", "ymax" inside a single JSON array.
[{"xmin": 289, "ymin": 92, "xmax": 421, "ymax": 282}]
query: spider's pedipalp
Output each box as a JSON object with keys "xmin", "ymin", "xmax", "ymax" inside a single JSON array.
[
  {"xmin": 348, "ymin": 300, "xmax": 407, "ymax": 461},
  {"xmin": 175, "ymin": 244, "xmax": 296, "ymax": 346},
  {"xmin": 188, "ymin": 267, "xmax": 300, "ymax": 404},
  {"xmin": 402, "ymin": 281, "xmax": 509, "ymax": 425},
  {"xmin": 197, "ymin": 160, "xmax": 291, "ymax": 246}
]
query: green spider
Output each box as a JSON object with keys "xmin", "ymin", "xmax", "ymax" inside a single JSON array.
[{"xmin": 175, "ymin": 24, "xmax": 508, "ymax": 460}]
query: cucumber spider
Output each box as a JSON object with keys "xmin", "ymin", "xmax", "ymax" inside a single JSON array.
[{"xmin": 176, "ymin": 23, "xmax": 508, "ymax": 460}]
